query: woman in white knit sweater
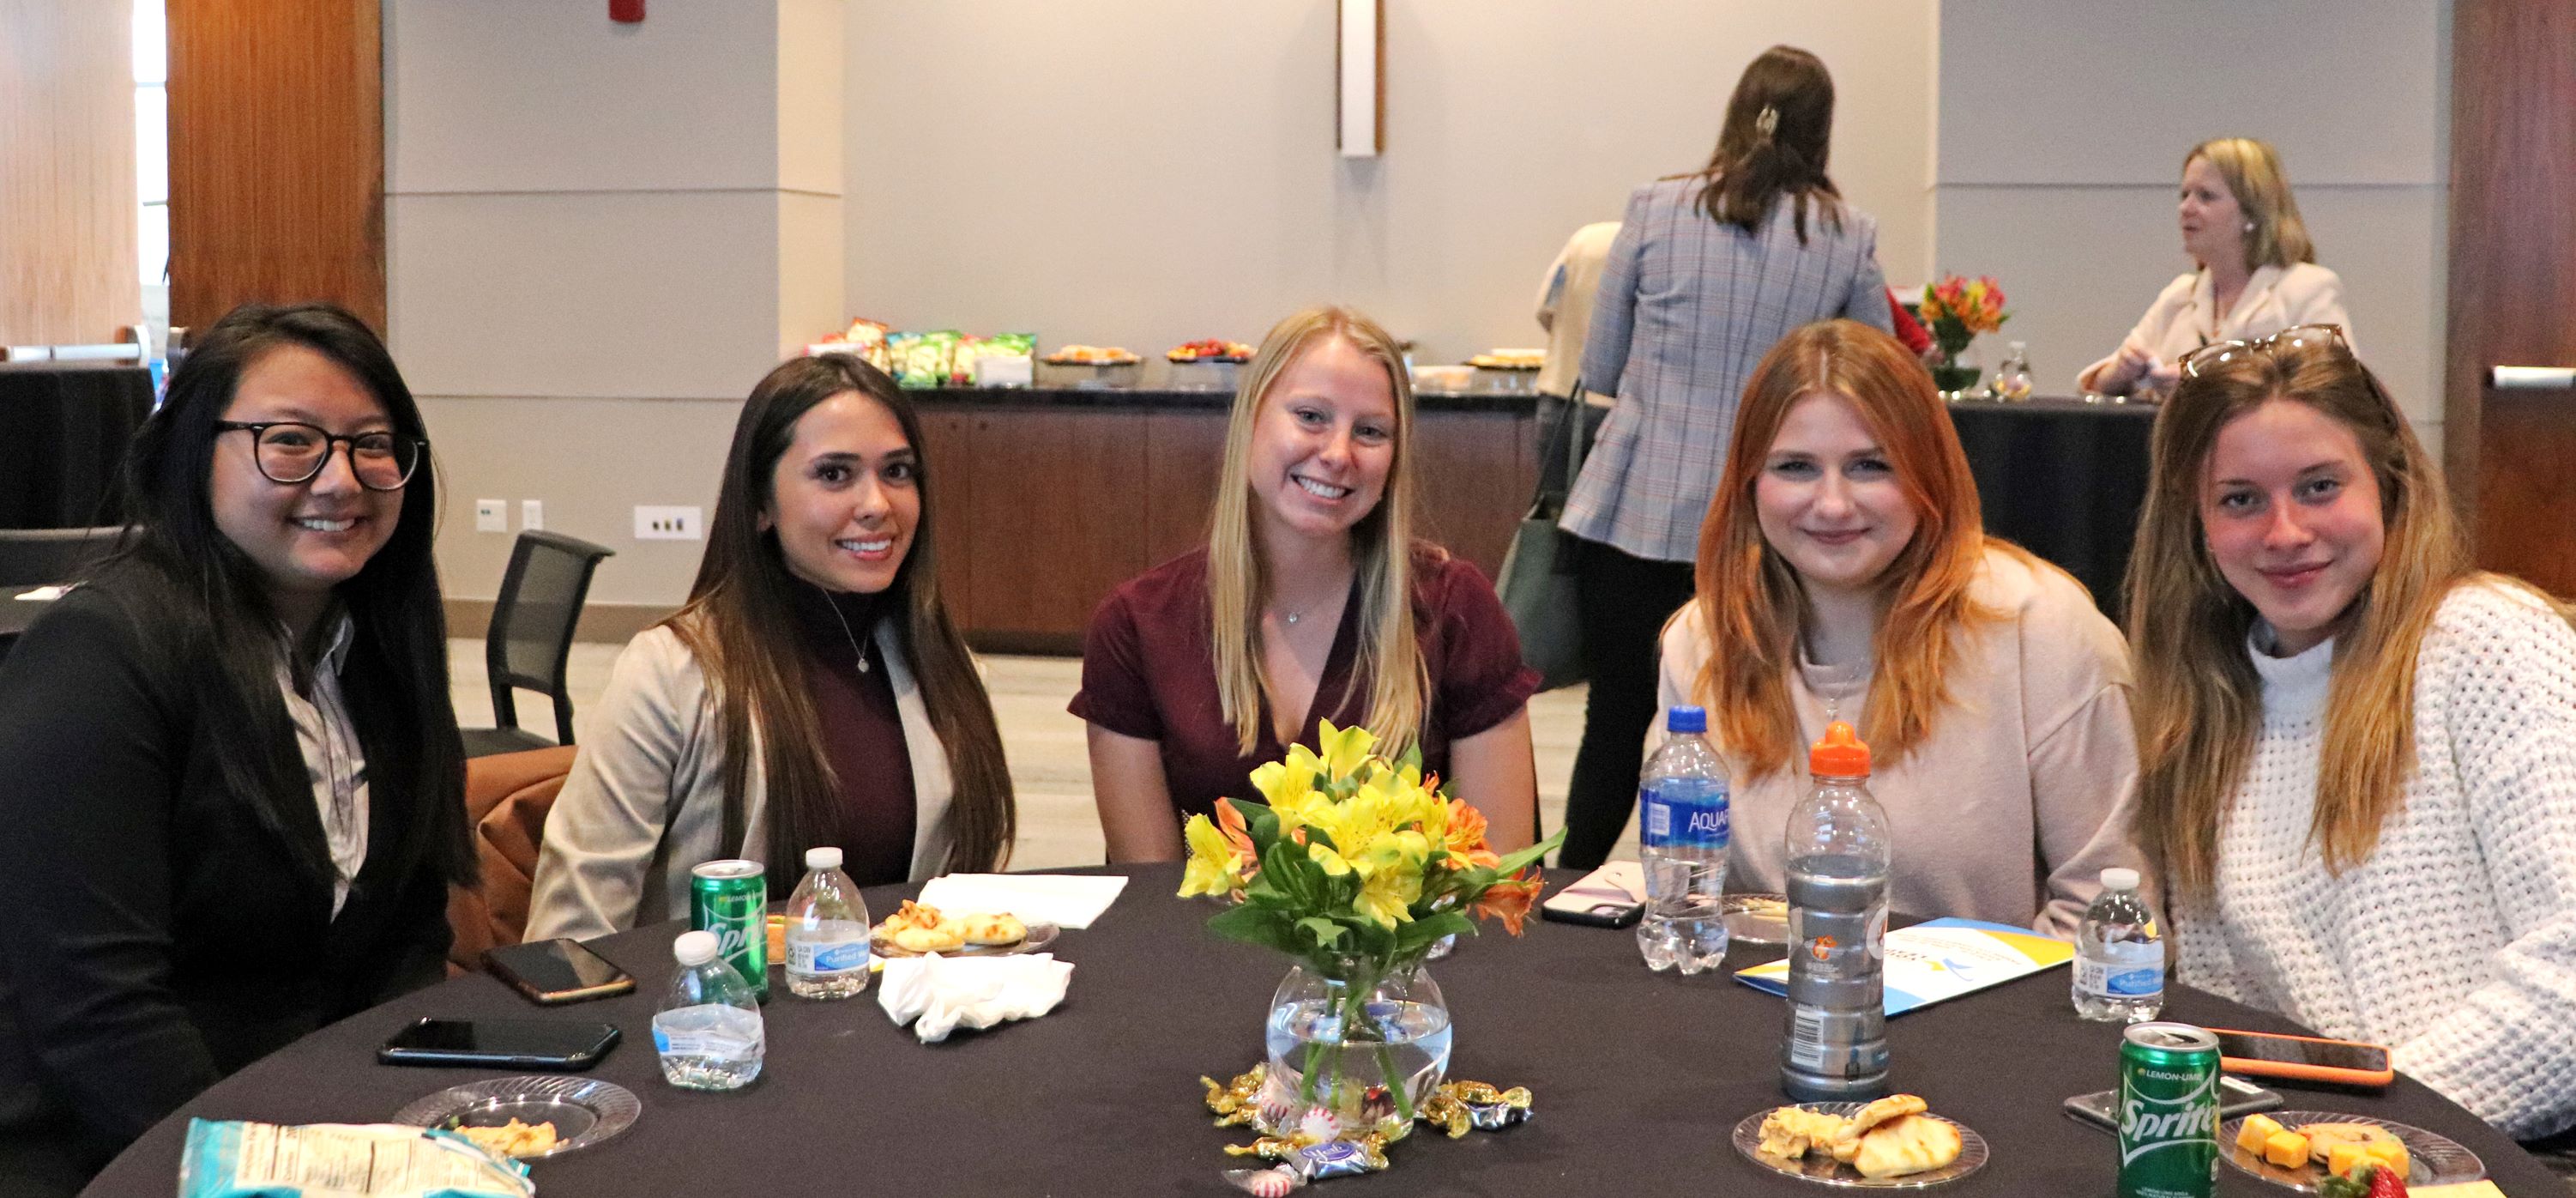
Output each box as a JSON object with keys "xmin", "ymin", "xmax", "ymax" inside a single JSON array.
[
  {"xmin": 2127, "ymin": 324, "xmax": 2576, "ymax": 1140},
  {"xmin": 1658, "ymin": 320, "xmax": 2147, "ymax": 938}
]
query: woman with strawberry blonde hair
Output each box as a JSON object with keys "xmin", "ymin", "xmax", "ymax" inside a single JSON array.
[{"xmin": 1656, "ymin": 320, "xmax": 2147, "ymax": 935}]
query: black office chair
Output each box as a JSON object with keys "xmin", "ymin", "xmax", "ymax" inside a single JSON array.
[
  {"xmin": 462, "ymin": 530, "xmax": 615, "ymax": 759},
  {"xmin": 0, "ymin": 526, "xmax": 127, "ymax": 587}
]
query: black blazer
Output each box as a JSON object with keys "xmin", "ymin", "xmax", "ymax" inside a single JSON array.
[{"xmin": 0, "ymin": 584, "xmax": 452, "ymax": 1182}]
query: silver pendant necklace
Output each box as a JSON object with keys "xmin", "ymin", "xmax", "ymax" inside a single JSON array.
[{"xmin": 819, "ymin": 586, "xmax": 872, "ymax": 673}]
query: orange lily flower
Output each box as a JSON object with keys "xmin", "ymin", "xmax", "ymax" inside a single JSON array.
[
  {"xmin": 1472, "ymin": 869, "xmax": 1543, "ymax": 936},
  {"xmin": 1213, "ymin": 798, "xmax": 1258, "ymax": 868},
  {"xmin": 1442, "ymin": 799, "xmax": 1502, "ymax": 870}
]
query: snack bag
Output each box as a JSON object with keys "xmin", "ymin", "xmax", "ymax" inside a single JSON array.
[
  {"xmin": 975, "ymin": 333, "xmax": 1037, "ymax": 387},
  {"xmin": 179, "ymin": 1119, "xmax": 534, "ymax": 1198}
]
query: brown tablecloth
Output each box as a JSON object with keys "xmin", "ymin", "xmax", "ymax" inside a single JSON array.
[
  {"xmin": 0, "ymin": 362, "xmax": 150, "ymax": 530},
  {"xmin": 82, "ymin": 865, "xmax": 2558, "ymax": 1195}
]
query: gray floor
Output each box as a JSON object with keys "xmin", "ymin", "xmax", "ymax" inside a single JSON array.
[{"xmin": 449, "ymin": 641, "xmax": 1629, "ymax": 869}]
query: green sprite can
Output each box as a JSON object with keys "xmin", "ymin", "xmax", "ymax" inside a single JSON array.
[
  {"xmin": 689, "ymin": 860, "xmax": 769, "ymax": 1002},
  {"xmin": 2118, "ymin": 1022, "xmax": 2220, "ymax": 1198}
]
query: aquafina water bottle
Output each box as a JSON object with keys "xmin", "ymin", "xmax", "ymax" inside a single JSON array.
[
  {"xmin": 654, "ymin": 929, "xmax": 765, "ymax": 1091},
  {"xmin": 1637, "ymin": 705, "xmax": 1730, "ymax": 974},
  {"xmin": 2073, "ymin": 867, "xmax": 2163, "ymax": 1021},
  {"xmin": 1781, "ymin": 721, "xmax": 1891, "ymax": 1101}
]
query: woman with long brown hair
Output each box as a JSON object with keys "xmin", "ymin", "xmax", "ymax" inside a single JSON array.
[
  {"xmin": 1074, "ymin": 306, "xmax": 1540, "ymax": 861},
  {"xmin": 2128, "ymin": 326, "xmax": 2576, "ymax": 1139},
  {"xmin": 1558, "ymin": 45, "xmax": 1894, "ymax": 868},
  {"xmin": 528, "ymin": 356, "xmax": 1013, "ymax": 939},
  {"xmin": 1656, "ymin": 320, "xmax": 2145, "ymax": 935}
]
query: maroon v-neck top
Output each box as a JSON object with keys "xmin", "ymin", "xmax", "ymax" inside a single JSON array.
[
  {"xmin": 791, "ymin": 586, "xmax": 917, "ymax": 889},
  {"xmin": 1070, "ymin": 545, "xmax": 1540, "ymax": 820}
]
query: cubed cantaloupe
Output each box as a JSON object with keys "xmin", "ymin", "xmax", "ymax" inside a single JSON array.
[
  {"xmin": 2364, "ymin": 1141, "xmax": 2410, "ymax": 1180},
  {"xmin": 2264, "ymin": 1130, "xmax": 2312, "ymax": 1169},
  {"xmin": 2236, "ymin": 1113, "xmax": 2285, "ymax": 1153},
  {"xmin": 2327, "ymin": 1143, "xmax": 2371, "ymax": 1178}
]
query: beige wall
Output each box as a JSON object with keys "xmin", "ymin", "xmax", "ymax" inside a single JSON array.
[
  {"xmin": 842, "ymin": 0, "xmax": 1940, "ymax": 365},
  {"xmin": 0, "ymin": 0, "xmax": 141, "ymax": 345},
  {"xmin": 1933, "ymin": 0, "xmax": 2449, "ymax": 454}
]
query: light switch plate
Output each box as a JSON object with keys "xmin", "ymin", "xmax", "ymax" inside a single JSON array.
[
  {"xmin": 474, "ymin": 499, "xmax": 505, "ymax": 533},
  {"xmin": 520, "ymin": 499, "xmax": 543, "ymax": 531}
]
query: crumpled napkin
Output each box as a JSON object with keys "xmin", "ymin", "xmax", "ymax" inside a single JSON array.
[{"xmin": 876, "ymin": 952, "xmax": 1074, "ymax": 1044}]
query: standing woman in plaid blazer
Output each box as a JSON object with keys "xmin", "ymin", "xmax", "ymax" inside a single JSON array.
[{"xmin": 1556, "ymin": 45, "xmax": 1893, "ymax": 868}]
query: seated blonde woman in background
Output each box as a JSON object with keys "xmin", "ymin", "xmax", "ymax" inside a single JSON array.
[
  {"xmin": 2128, "ymin": 325, "xmax": 2576, "ymax": 1140},
  {"xmin": 2081, "ymin": 136, "xmax": 2351, "ymax": 399},
  {"xmin": 1074, "ymin": 306, "xmax": 1541, "ymax": 862},
  {"xmin": 1660, "ymin": 319, "xmax": 2148, "ymax": 936}
]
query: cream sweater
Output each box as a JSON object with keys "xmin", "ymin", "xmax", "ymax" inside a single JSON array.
[
  {"xmin": 1658, "ymin": 547, "xmax": 2149, "ymax": 938},
  {"xmin": 2173, "ymin": 582, "xmax": 2576, "ymax": 1139}
]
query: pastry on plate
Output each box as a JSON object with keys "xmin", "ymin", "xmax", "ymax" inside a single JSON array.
[
  {"xmin": 1754, "ymin": 1105, "xmax": 1849, "ymax": 1160},
  {"xmin": 1832, "ymin": 1093, "xmax": 1928, "ymax": 1162},
  {"xmin": 891, "ymin": 923, "xmax": 966, "ymax": 953},
  {"xmin": 1850, "ymin": 1114, "xmax": 1963, "ymax": 1180},
  {"xmin": 955, "ymin": 912, "xmax": 1026, "ymax": 946}
]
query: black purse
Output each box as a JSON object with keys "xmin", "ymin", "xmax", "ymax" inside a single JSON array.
[{"xmin": 1496, "ymin": 392, "xmax": 1595, "ymax": 691}]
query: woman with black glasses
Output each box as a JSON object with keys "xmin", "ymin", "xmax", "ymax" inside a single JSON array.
[{"xmin": 0, "ymin": 304, "xmax": 473, "ymax": 1194}]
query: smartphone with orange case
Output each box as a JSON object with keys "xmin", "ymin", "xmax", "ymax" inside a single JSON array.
[{"xmin": 2203, "ymin": 1026, "xmax": 2395, "ymax": 1087}]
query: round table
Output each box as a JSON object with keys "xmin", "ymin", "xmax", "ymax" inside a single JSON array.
[{"xmin": 83, "ymin": 866, "xmax": 2556, "ymax": 1195}]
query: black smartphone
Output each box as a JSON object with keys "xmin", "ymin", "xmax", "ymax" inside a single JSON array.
[
  {"xmin": 2063, "ymin": 1074, "xmax": 2283, "ymax": 1134},
  {"xmin": 2204, "ymin": 1026, "xmax": 2396, "ymax": 1087},
  {"xmin": 1539, "ymin": 862, "xmax": 1646, "ymax": 929},
  {"xmin": 485, "ymin": 938, "xmax": 636, "ymax": 1006},
  {"xmin": 378, "ymin": 1018, "xmax": 621, "ymax": 1070}
]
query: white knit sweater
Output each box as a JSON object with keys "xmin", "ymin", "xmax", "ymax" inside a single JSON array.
[{"xmin": 2172, "ymin": 581, "xmax": 2576, "ymax": 1139}]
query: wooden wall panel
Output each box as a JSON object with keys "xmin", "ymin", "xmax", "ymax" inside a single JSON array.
[
  {"xmin": 2446, "ymin": 0, "xmax": 2576, "ymax": 593},
  {"xmin": 0, "ymin": 0, "xmax": 141, "ymax": 345},
  {"xmin": 167, "ymin": 0, "xmax": 383, "ymax": 333}
]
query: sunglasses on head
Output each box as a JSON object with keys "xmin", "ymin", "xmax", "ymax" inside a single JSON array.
[{"xmin": 2180, "ymin": 324, "xmax": 2351, "ymax": 379}]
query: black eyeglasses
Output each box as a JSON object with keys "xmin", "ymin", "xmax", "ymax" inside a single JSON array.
[
  {"xmin": 2180, "ymin": 323, "xmax": 2351, "ymax": 379},
  {"xmin": 215, "ymin": 421, "xmax": 425, "ymax": 491}
]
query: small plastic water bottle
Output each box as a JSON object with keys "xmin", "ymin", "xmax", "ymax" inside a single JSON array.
[
  {"xmin": 1636, "ymin": 705, "xmax": 1730, "ymax": 975},
  {"xmin": 653, "ymin": 929, "xmax": 765, "ymax": 1091},
  {"xmin": 2072, "ymin": 867, "xmax": 2163, "ymax": 1022},
  {"xmin": 1782, "ymin": 721, "xmax": 1891, "ymax": 1101},
  {"xmin": 783, "ymin": 846, "xmax": 872, "ymax": 999}
]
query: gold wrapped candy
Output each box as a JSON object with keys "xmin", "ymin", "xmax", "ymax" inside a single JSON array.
[
  {"xmin": 1202, "ymin": 1065, "xmax": 1268, "ymax": 1128},
  {"xmin": 1201, "ymin": 1065, "xmax": 1530, "ymax": 1181}
]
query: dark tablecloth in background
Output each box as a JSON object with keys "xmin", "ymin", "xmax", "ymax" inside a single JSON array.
[
  {"xmin": 0, "ymin": 362, "xmax": 151, "ymax": 530},
  {"xmin": 81, "ymin": 864, "xmax": 2555, "ymax": 1196},
  {"xmin": 1949, "ymin": 396, "xmax": 2160, "ymax": 624}
]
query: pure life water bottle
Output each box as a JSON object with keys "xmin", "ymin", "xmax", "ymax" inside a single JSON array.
[
  {"xmin": 1781, "ymin": 720, "xmax": 1891, "ymax": 1101},
  {"xmin": 1637, "ymin": 705, "xmax": 1730, "ymax": 974}
]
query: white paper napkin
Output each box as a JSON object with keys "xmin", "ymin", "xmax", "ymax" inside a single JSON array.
[
  {"xmin": 876, "ymin": 953, "xmax": 1074, "ymax": 1044},
  {"xmin": 11, "ymin": 585, "xmax": 69, "ymax": 602},
  {"xmin": 916, "ymin": 873, "xmax": 1129, "ymax": 929}
]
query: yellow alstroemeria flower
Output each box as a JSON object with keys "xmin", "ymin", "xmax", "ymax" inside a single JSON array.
[
  {"xmin": 1312, "ymin": 719, "xmax": 1377, "ymax": 778},
  {"xmin": 1177, "ymin": 814, "xmax": 1246, "ymax": 898},
  {"xmin": 1353, "ymin": 856, "xmax": 1425, "ymax": 929},
  {"xmin": 1248, "ymin": 756, "xmax": 1318, "ymax": 810}
]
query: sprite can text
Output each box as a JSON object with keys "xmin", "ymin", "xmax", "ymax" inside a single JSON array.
[
  {"xmin": 690, "ymin": 860, "xmax": 769, "ymax": 1002},
  {"xmin": 2118, "ymin": 1022, "xmax": 2220, "ymax": 1198}
]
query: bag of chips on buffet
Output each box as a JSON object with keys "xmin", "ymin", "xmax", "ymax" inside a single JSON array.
[{"xmin": 179, "ymin": 1119, "xmax": 534, "ymax": 1198}]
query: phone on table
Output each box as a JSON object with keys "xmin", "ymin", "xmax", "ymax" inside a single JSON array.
[
  {"xmin": 378, "ymin": 1018, "xmax": 621, "ymax": 1070},
  {"xmin": 2203, "ymin": 1027, "xmax": 2395, "ymax": 1088},
  {"xmin": 1540, "ymin": 862, "xmax": 1645, "ymax": 929},
  {"xmin": 485, "ymin": 938, "xmax": 636, "ymax": 1006},
  {"xmin": 2064, "ymin": 1074, "xmax": 2283, "ymax": 1133}
]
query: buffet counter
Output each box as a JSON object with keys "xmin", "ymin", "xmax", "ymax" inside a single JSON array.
[
  {"xmin": 914, "ymin": 387, "xmax": 2151, "ymax": 651},
  {"xmin": 912, "ymin": 387, "xmax": 1537, "ymax": 653}
]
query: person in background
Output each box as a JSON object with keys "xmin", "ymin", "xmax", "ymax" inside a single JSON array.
[
  {"xmin": 1077, "ymin": 306, "xmax": 1540, "ymax": 861},
  {"xmin": 2080, "ymin": 136, "xmax": 2352, "ymax": 399},
  {"xmin": 2127, "ymin": 326, "xmax": 2576, "ymax": 1141},
  {"xmin": 1534, "ymin": 221, "xmax": 1621, "ymax": 494},
  {"xmin": 1658, "ymin": 320, "xmax": 2145, "ymax": 934},
  {"xmin": 527, "ymin": 355, "xmax": 1014, "ymax": 942},
  {"xmin": 0, "ymin": 304, "xmax": 473, "ymax": 1195},
  {"xmin": 1558, "ymin": 45, "xmax": 1893, "ymax": 868}
]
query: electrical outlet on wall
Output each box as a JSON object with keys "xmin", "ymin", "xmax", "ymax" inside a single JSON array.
[
  {"xmin": 474, "ymin": 499, "xmax": 506, "ymax": 533},
  {"xmin": 521, "ymin": 499, "xmax": 544, "ymax": 531},
  {"xmin": 634, "ymin": 505, "xmax": 703, "ymax": 540}
]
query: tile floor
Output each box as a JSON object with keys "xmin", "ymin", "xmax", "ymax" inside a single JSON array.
[{"xmin": 448, "ymin": 641, "xmax": 1631, "ymax": 869}]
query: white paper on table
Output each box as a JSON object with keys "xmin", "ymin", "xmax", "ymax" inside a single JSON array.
[
  {"xmin": 877, "ymin": 953, "xmax": 1074, "ymax": 1044},
  {"xmin": 12, "ymin": 585, "xmax": 70, "ymax": 602},
  {"xmin": 916, "ymin": 873, "xmax": 1129, "ymax": 929}
]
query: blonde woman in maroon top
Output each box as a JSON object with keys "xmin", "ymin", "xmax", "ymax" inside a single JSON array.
[{"xmin": 1073, "ymin": 307, "xmax": 1541, "ymax": 862}]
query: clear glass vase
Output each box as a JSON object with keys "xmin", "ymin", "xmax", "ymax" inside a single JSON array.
[{"xmin": 1258, "ymin": 956, "xmax": 1452, "ymax": 1140}]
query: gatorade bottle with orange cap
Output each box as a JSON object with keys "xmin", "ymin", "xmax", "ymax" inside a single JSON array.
[{"xmin": 1780, "ymin": 720, "xmax": 1892, "ymax": 1102}]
